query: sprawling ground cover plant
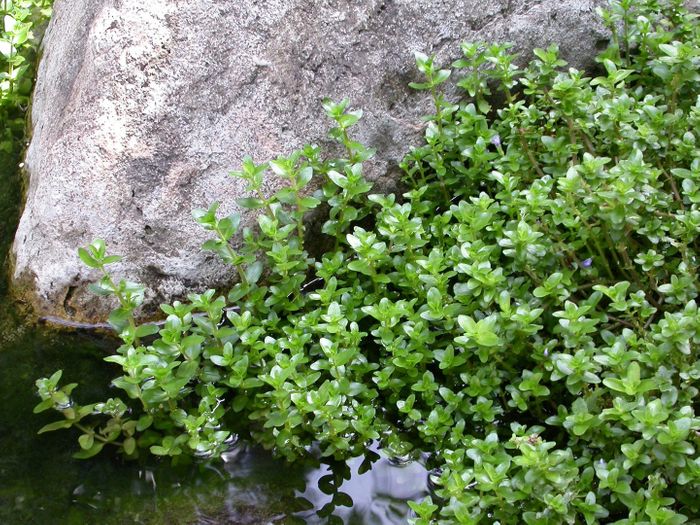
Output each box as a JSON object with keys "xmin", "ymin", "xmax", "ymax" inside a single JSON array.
[
  {"xmin": 0, "ymin": 0, "xmax": 52, "ymax": 151},
  {"xmin": 35, "ymin": 1, "xmax": 700, "ymax": 522}
]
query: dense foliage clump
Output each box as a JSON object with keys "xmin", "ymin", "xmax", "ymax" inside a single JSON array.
[
  {"xmin": 36, "ymin": 1, "xmax": 700, "ymax": 522},
  {"xmin": 0, "ymin": 0, "xmax": 52, "ymax": 151}
]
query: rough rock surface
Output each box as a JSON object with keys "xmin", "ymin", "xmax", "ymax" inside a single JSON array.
[{"xmin": 12, "ymin": 0, "xmax": 608, "ymax": 321}]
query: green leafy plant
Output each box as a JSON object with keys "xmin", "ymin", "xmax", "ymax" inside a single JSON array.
[
  {"xmin": 0, "ymin": 0, "xmax": 52, "ymax": 151},
  {"xmin": 36, "ymin": 1, "xmax": 700, "ymax": 522}
]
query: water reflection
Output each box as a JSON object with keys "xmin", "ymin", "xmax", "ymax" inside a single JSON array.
[{"xmin": 292, "ymin": 444, "xmax": 428, "ymax": 525}]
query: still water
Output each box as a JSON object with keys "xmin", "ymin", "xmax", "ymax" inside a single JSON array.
[{"xmin": 0, "ymin": 152, "xmax": 428, "ymax": 524}]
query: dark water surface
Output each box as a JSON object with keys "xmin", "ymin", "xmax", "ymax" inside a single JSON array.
[{"xmin": 0, "ymin": 152, "xmax": 427, "ymax": 524}]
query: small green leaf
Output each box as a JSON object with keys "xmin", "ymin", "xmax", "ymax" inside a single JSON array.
[
  {"xmin": 327, "ymin": 170, "xmax": 348, "ymax": 188},
  {"xmin": 434, "ymin": 69, "xmax": 451, "ymax": 85},
  {"xmin": 73, "ymin": 442, "xmax": 105, "ymax": 459},
  {"xmin": 100, "ymin": 255, "xmax": 121, "ymax": 266},
  {"xmin": 298, "ymin": 166, "xmax": 313, "ymax": 187},
  {"xmin": 135, "ymin": 323, "xmax": 160, "ymax": 338},
  {"xmin": 136, "ymin": 414, "xmax": 153, "ymax": 431},
  {"xmin": 78, "ymin": 433, "xmax": 94, "ymax": 450},
  {"xmin": 123, "ymin": 437, "xmax": 136, "ymax": 455},
  {"xmin": 347, "ymin": 260, "xmax": 373, "ymax": 275},
  {"xmin": 78, "ymin": 247, "xmax": 100, "ymax": 268},
  {"xmin": 108, "ymin": 307, "xmax": 132, "ymax": 332},
  {"xmin": 299, "ymin": 196, "xmax": 321, "ymax": 209},
  {"xmin": 245, "ymin": 261, "xmax": 264, "ymax": 284},
  {"xmin": 38, "ymin": 420, "xmax": 73, "ymax": 434},
  {"xmin": 238, "ymin": 197, "xmax": 265, "ymax": 209}
]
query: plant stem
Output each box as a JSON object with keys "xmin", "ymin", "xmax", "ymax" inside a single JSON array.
[
  {"xmin": 100, "ymin": 266, "xmax": 139, "ymax": 344},
  {"xmin": 518, "ymin": 127, "xmax": 545, "ymax": 178},
  {"xmin": 74, "ymin": 423, "xmax": 124, "ymax": 447},
  {"xmin": 658, "ymin": 161, "xmax": 685, "ymax": 211}
]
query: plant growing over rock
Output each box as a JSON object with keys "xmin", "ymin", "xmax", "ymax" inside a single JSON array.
[{"xmin": 35, "ymin": 1, "xmax": 700, "ymax": 522}]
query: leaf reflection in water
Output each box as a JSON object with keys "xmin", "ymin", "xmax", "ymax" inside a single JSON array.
[{"xmin": 292, "ymin": 442, "xmax": 429, "ymax": 525}]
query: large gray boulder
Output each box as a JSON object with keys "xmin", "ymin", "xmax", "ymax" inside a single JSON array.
[{"xmin": 12, "ymin": 0, "xmax": 608, "ymax": 322}]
